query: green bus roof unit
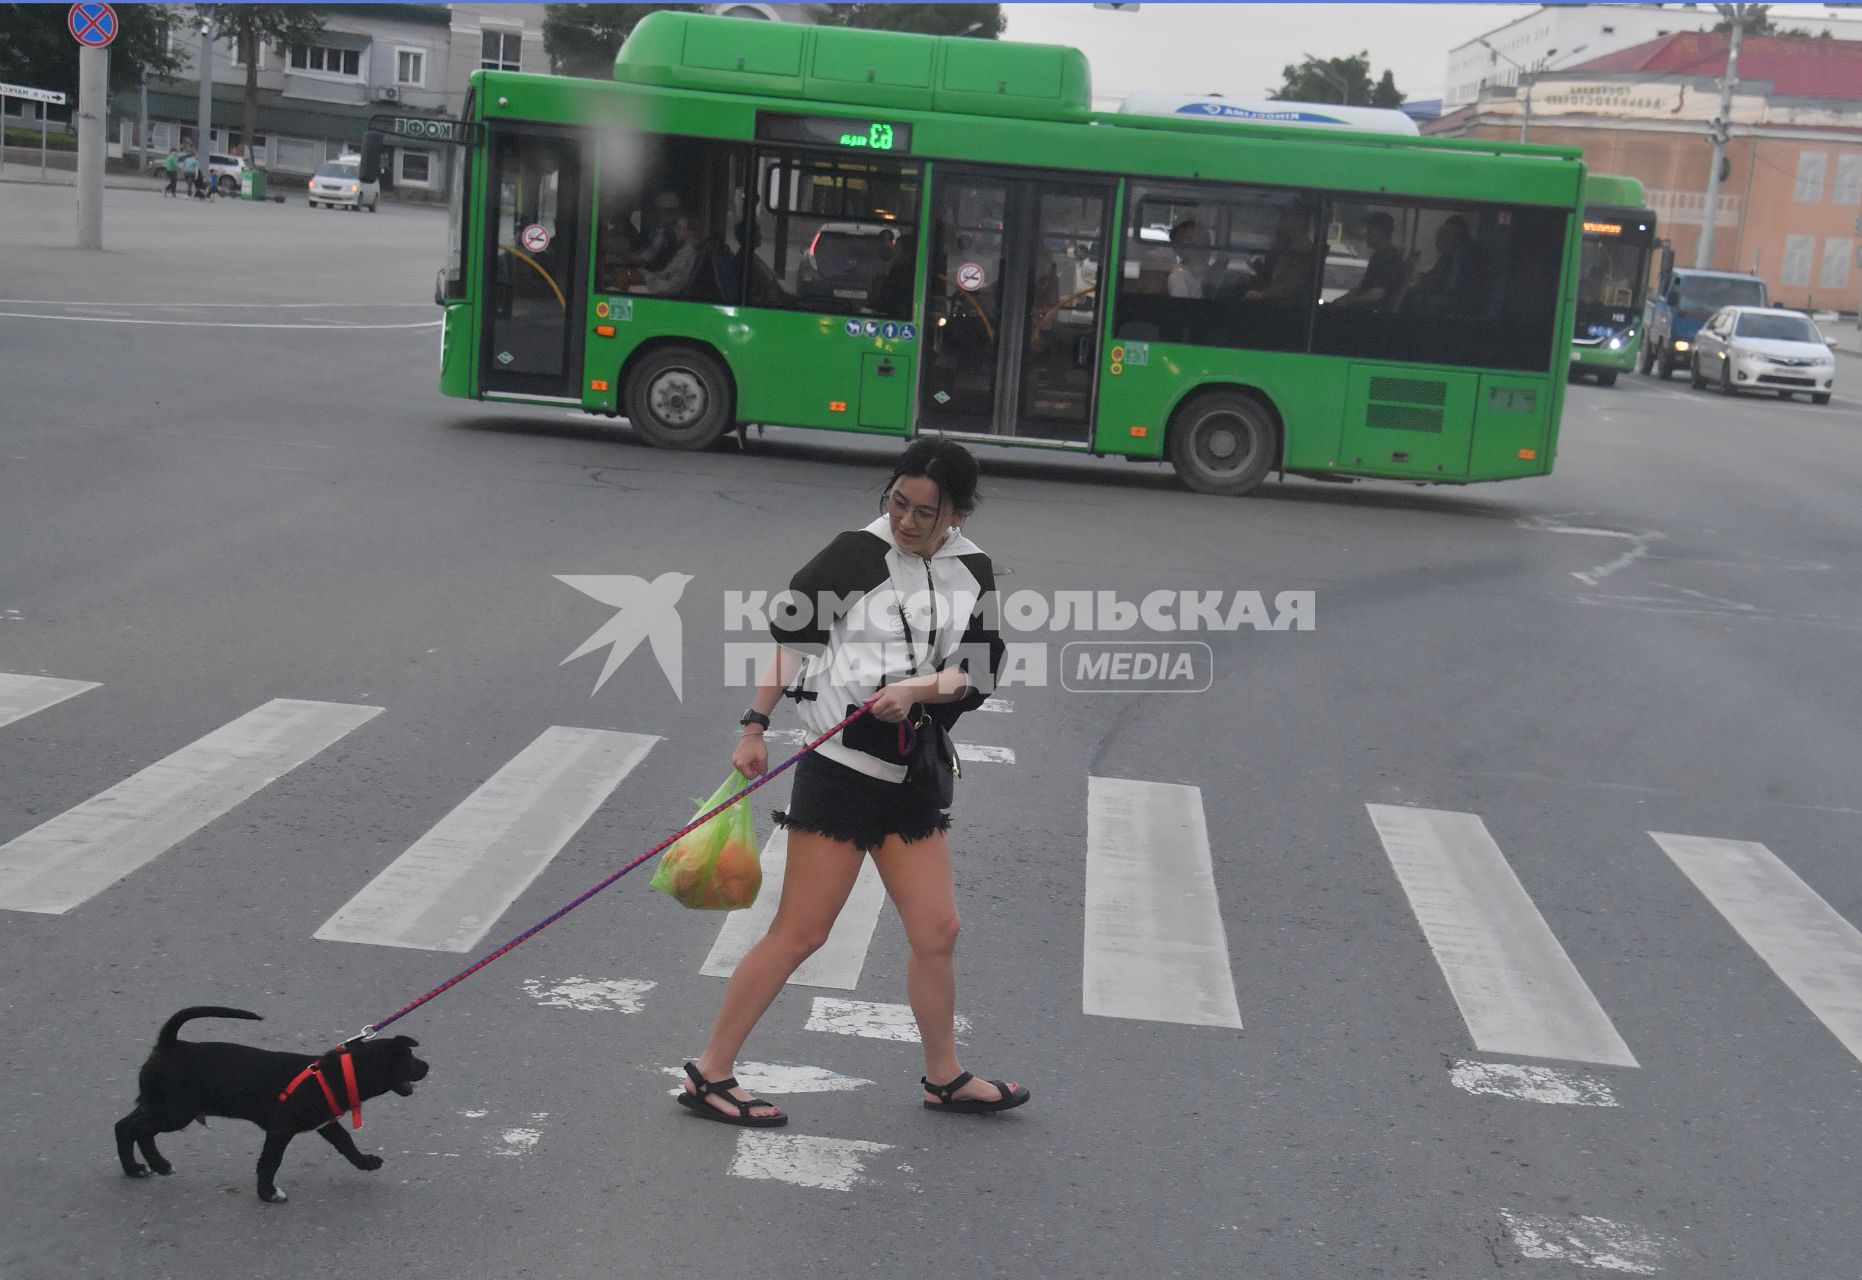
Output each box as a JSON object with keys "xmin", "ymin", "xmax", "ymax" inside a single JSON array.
[
  {"xmin": 1581, "ymin": 173, "xmax": 1647, "ymax": 209},
  {"xmin": 614, "ymin": 11, "xmax": 1092, "ymax": 122}
]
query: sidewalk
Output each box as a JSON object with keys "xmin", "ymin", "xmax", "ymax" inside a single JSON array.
[{"xmin": 0, "ymin": 168, "xmax": 163, "ymax": 192}]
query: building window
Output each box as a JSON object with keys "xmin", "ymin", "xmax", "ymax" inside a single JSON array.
[
  {"xmin": 1793, "ymin": 151, "xmax": 1827, "ymax": 203},
  {"xmin": 396, "ymin": 49, "xmax": 425, "ymax": 87},
  {"xmin": 288, "ymin": 43, "xmax": 362, "ymax": 77},
  {"xmin": 273, "ymin": 136, "xmax": 318, "ymax": 172},
  {"xmin": 1781, "ymin": 234, "xmax": 1815, "ymax": 286},
  {"xmin": 399, "ymin": 149, "xmax": 432, "ymax": 186},
  {"xmin": 1834, "ymin": 154, "xmax": 1862, "ymax": 207},
  {"xmin": 1821, "ymin": 237, "xmax": 1852, "ymax": 290},
  {"xmin": 481, "ymin": 30, "xmax": 522, "ymax": 72}
]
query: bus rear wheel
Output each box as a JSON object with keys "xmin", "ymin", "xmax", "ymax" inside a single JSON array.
[
  {"xmin": 1166, "ymin": 390, "xmax": 1277, "ymax": 496},
  {"xmin": 624, "ymin": 346, "xmax": 733, "ymax": 451}
]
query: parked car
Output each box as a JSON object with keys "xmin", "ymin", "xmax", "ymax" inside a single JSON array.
[
  {"xmin": 798, "ymin": 223, "xmax": 895, "ymax": 302},
  {"xmin": 306, "ymin": 157, "xmax": 380, "ymax": 212},
  {"xmin": 1688, "ymin": 305, "xmax": 1836, "ymax": 404},
  {"xmin": 205, "ymin": 153, "xmax": 246, "ymax": 195}
]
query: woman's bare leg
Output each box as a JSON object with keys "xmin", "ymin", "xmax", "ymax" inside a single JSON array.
[
  {"xmin": 869, "ymin": 830, "xmax": 1018, "ymax": 1105},
  {"xmin": 686, "ymin": 829, "xmax": 864, "ymax": 1118}
]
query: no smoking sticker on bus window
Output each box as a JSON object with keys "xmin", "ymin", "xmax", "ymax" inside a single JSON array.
[
  {"xmin": 956, "ymin": 262, "xmax": 986, "ymax": 291},
  {"xmin": 520, "ymin": 223, "xmax": 551, "ymax": 253}
]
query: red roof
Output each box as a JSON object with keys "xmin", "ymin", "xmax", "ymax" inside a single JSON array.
[{"xmin": 1574, "ymin": 32, "xmax": 1862, "ymax": 101}]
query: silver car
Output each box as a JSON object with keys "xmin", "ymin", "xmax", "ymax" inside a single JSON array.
[
  {"xmin": 1689, "ymin": 305, "xmax": 1835, "ymax": 404},
  {"xmin": 306, "ymin": 158, "xmax": 380, "ymax": 212}
]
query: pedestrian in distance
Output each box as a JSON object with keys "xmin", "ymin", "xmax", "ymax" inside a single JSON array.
[
  {"xmin": 162, "ymin": 148, "xmax": 179, "ymax": 197},
  {"xmin": 180, "ymin": 150, "xmax": 200, "ymax": 200},
  {"xmin": 673, "ymin": 439, "xmax": 1026, "ymax": 1127}
]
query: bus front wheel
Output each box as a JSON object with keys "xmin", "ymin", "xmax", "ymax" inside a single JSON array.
[
  {"xmin": 1166, "ymin": 390, "xmax": 1277, "ymax": 496},
  {"xmin": 624, "ymin": 346, "xmax": 733, "ymax": 451}
]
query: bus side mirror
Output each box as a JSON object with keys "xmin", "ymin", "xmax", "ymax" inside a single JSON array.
[{"xmin": 360, "ymin": 132, "xmax": 384, "ymax": 184}]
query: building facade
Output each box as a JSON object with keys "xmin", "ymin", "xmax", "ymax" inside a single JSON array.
[
  {"xmin": 1443, "ymin": 4, "xmax": 1862, "ymax": 112},
  {"xmin": 1427, "ymin": 32, "xmax": 1862, "ymax": 315},
  {"xmin": 113, "ymin": 4, "xmax": 549, "ymax": 197}
]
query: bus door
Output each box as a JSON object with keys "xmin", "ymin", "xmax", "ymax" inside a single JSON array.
[
  {"xmin": 480, "ymin": 128, "xmax": 587, "ymax": 400},
  {"xmin": 919, "ymin": 170, "xmax": 1112, "ymax": 441}
]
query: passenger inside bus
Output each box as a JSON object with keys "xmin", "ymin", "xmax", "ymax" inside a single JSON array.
[
  {"xmin": 1326, "ymin": 211, "xmax": 1406, "ymax": 312},
  {"xmin": 1402, "ymin": 215, "xmax": 1490, "ymax": 318}
]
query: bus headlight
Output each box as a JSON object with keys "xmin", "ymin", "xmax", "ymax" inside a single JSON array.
[
  {"xmin": 1675, "ymin": 339, "xmax": 1690, "ymax": 352},
  {"xmin": 1607, "ymin": 337, "xmax": 1622, "ymax": 349}
]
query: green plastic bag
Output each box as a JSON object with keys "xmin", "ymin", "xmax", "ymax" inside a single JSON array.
[{"xmin": 650, "ymin": 770, "xmax": 762, "ymax": 910}]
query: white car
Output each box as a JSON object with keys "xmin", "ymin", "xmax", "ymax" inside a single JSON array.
[
  {"xmin": 205, "ymin": 153, "xmax": 246, "ymax": 194},
  {"xmin": 306, "ymin": 157, "xmax": 380, "ymax": 212},
  {"xmin": 1689, "ymin": 305, "xmax": 1836, "ymax": 404}
]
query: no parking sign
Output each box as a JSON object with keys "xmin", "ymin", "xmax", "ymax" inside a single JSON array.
[{"xmin": 68, "ymin": 2, "xmax": 117, "ymax": 47}]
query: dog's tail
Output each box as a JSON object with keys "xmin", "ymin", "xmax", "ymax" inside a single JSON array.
[{"xmin": 157, "ymin": 1006, "xmax": 262, "ymax": 1047}]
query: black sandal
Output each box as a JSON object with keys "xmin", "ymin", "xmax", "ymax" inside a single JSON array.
[
  {"xmin": 921, "ymin": 1071, "xmax": 1030, "ymax": 1115},
  {"xmin": 675, "ymin": 1061, "xmax": 788, "ymax": 1128}
]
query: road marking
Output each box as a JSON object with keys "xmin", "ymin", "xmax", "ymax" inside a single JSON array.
[
  {"xmin": 728, "ymin": 1132, "xmax": 892, "ymax": 1192},
  {"xmin": 0, "ymin": 699, "xmax": 382, "ymax": 915},
  {"xmin": 805, "ymin": 996, "xmax": 969, "ymax": 1043},
  {"xmin": 1448, "ymin": 1059, "xmax": 1620, "ymax": 1107},
  {"xmin": 662, "ymin": 1062, "xmax": 872, "ymax": 1094},
  {"xmin": 700, "ymin": 829, "xmax": 889, "ymax": 989},
  {"xmin": 1651, "ymin": 832, "xmax": 1862, "ymax": 1065},
  {"xmin": 1084, "ymin": 776, "xmax": 1243, "ymax": 1029},
  {"xmin": 979, "ymin": 697, "xmax": 1013, "ymax": 713},
  {"xmin": 0, "ymin": 673, "xmax": 98, "ymax": 732},
  {"xmin": 1367, "ymin": 804, "xmax": 1637, "ymax": 1067},
  {"xmin": 1515, "ymin": 515, "xmax": 1664, "ymax": 587},
  {"xmin": 314, "ymin": 727, "xmax": 656, "ymax": 952},
  {"xmin": 1498, "ymin": 1210, "xmax": 1672, "ymax": 1273},
  {"xmin": 0, "ymin": 312, "xmax": 442, "ymax": 330},
  {"xmin": 520, "ymin": 975, "xmax": 655, "ymax": 1013}
]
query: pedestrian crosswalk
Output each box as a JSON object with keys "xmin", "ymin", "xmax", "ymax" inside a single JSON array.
[{"xmin": 4, "ymin": 670, "xmax": 1861, "ymax": 1082}]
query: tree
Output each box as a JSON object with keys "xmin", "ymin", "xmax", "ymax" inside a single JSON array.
[
  {"xmin": 196, "ymin": 5, "xmax": 325, "ymax": 161},
  {"xmin": 1710, "ymin": 4, "xmax": 1816, "ymax": 37},
  {"xmin": 1272, "ymin": 52, "xmax": 1402, "ymax": 107},
  {"xmin": 0, "ymin": 3, "xmax": 183, "ymax": 118},
  {"xmin": 1370, "ymin": 69, "xmax": 1404, "ymax": 108},
  {"xmin": 817, "ymin": 5, "xmax": 1004, "ymax": 38},
  {"xmin": 542, "ymin": 5, "xmax": 705, "ymax": 79}
]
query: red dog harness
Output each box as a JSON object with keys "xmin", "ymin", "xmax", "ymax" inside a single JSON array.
[{"xmin": 278, "ymin": 1049, "xmax": 363, "ymax": 1130}]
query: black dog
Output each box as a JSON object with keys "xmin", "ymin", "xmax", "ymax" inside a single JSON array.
[{"xmin": 114, "ymin": 1006, "xmax": 429, "ymax": 1203}]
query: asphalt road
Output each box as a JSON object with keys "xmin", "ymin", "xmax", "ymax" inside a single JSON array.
[{"xmin": 2, "ymin": 181, "xmax": 1860, "ymax": 1280}]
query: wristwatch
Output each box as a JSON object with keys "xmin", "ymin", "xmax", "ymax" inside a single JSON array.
[{"xmin": 738, "ymin": 709, "xmax": 771, "ymax": 730}]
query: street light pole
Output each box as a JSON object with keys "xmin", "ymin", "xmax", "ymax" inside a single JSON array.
[
  {"xmin": 1696, "ymin": 4, "xmax": 1749, "ymax": 269},
  {"xmin": 1299, "ymin": 53, "xmax": 1351, "ymax": 105},
  {"xmin": 196, "ymin": 18, "xmax": 213, "ymax": 184},
  {"xmin": 1478, "ymin": 38, "xmax": 1588, "ymax": 143}
]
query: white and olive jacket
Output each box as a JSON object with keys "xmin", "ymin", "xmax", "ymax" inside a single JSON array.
[{"xmin": 772, "ymin": 516, "xmax": 1005, "ymax": 782}]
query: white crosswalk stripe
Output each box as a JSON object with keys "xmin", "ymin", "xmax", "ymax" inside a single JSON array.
[
  {"xmin": 1651, "ymin": 832, "xmax": 1862, "ymax": 1066},
  {"xmin": 0, "ymin": 698, "xmax": 382, "ymax": 915},
  {"xmin": 1083, "ymin": 776, "xmax": 1243, "ymax": 1029},
  {"xmin": 314, "ymin": 726, "xmax": 657, "ymax": 952},
  {"xmin": 0, "ymin": 672, "xmax": 99, "ymax": 731},
  {"xmin": 700, "ymin": 828, "xmax": 889, "ymax": 989},
  {"xmin": 1368, "ymin": 804, "xmax": 1637, "ymax": 1068}
]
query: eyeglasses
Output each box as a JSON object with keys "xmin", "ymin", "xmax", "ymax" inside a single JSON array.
[{"xmin": 882, "ymin": 488, "xmax": 943, "ymax": 525}]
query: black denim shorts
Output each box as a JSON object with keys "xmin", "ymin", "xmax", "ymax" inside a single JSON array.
[{"xmin": 773, "ymin": 751, "xmax": 949, "ymax": 852}]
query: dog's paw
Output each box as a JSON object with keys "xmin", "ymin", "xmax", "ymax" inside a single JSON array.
[
  {"xmin": 148, "ymin": 1157, "xmax": 174, "ymax": 1176},
  {"xmin": 123, "ymin": 1163, "xmax": 150, "ymax": 1179},
  {"xmin": 357, "ymin": 1154, "xmax": 384, "ymax": 1172},
  {"xmin": 258, "ymin": 1185, "xmax": 288, "ymax": 1204}
]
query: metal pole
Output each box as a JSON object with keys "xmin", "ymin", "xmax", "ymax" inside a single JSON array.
[
  {"xmin": 197, "ymin": 20, "xmax": 213, "ymax": 191},
  {"xmin": 1696, "ymin": 7, "xmax": 1744, "ymax": 268},
  {"xmin": 1520, "ymin": 75, "xmax": 1531, "ymax": 143},
  {"xmin": 77, "ymin": 46, "xmax": 107, "ymax": 248},
  {"xmin": 138, "ymin": 70, "xmax": 148, "ymax": 174},
  {"xmin": 41, "ymin": 100, "xmax": 49, "ymax": 179}
]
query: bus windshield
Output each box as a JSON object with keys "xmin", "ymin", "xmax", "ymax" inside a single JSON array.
[{"xmin": 1577, "ymin": 236, "xmax": 1649, "ymax": 310}]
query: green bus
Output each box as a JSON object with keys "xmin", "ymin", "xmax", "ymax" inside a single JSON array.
[
  {"xmin": 417, "ymin": 12, "xmax": 1587, "ymax": 495},
  {"xmin": 1569, "ymin": 174, "xmax": 1657, "ymax": 387}
]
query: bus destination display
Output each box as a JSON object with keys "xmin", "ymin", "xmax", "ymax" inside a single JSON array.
[{"xmin": 756, "ymin": 112, "xmax": 912, "ymax": 154}]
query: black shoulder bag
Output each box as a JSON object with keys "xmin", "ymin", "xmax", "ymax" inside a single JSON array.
[{"xmin": 895, "ymin": 601, "xmax": 959, "ymax": 809}]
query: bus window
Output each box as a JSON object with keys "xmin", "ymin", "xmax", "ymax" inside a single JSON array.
[
  {"xmin": 1315, "ymin": 199, "xmax": 1564, "ymax": 373},
  {"xmin": 751, "ymin": 152, "xmax": 920, "ymax": 318},
  {"xmin": 594, "ymin": 135, "xmax": 749, "ymax": 303},
  {"xmin": 1112, "ymin": 183, "xmax": 1319, "ymax": 353}
]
